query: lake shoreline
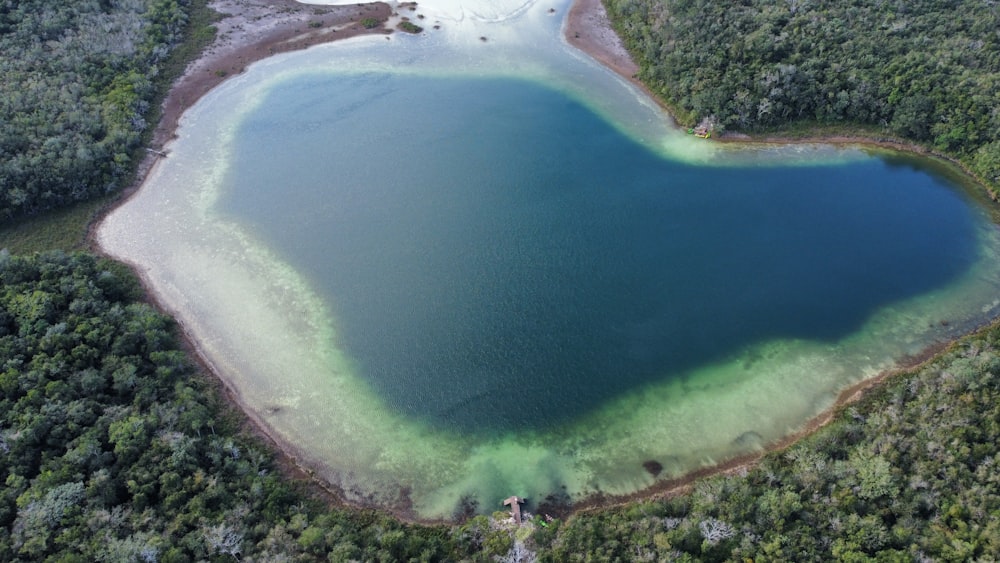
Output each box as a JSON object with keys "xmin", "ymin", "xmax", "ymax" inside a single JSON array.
[
  {"xmin": 88, "ymin": 0, "xmax": 403, "ymax": 518},
  {"xmin": 98, "ymin": 0, "xmax": 392, "ymax": 220},
  {"xmin": 561, "ymin": 0, "xmax": 1000, "ymax": 515},
  {"xmin": 562, "ymin": 337, "xmax": 957, "ymax": 516},
  {"xmin": 90, "ymin": 0, "xmax": 999, "ymax": 524},
  {"xmin": 152, "ymin": 0, "xmax": 392, "ymax": 151},
  {"xmin": 563, "ymin": 0, "xmax": 998, "ymax": 205}
]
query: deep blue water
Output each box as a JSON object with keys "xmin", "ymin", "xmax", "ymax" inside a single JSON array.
[{"xmin": 217, "ymin": 74, "xmax": 979, "ymax": 433}]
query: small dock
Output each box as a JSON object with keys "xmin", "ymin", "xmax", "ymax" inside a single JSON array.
[{"xmin": 503, "ymin": 496, "xmax": 525, "ymax": 525}]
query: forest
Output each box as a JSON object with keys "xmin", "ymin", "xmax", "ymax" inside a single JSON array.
[
  {"xmin": 1, "ymin": 252, "xmax": 998, "ymax": 560},
  {"xmin": 2, "ymin": 0, "xmax": 1000, "ymax": 560},
  {"xmin": 0, "ymin": 252, "xmax": 471, "ymax": 560},
  {"xmin": 542, "ymin": 327, "xmax": 1000, "ymax": 561},
  {"xmin": 604, "ymin": 0, "xmax": 1000, "ymax": 192},
  {"xmin": 0, "ymin": 0, "xmax": 191, "ymax": 220}
]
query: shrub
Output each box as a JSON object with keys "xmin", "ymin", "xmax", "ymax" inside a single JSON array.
[{"xmin": 398, "ymin": 21, "xmax": 423, "ymax": 34}]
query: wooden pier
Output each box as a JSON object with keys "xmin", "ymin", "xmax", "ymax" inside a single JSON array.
[{"xmin": 503, "ymin": 496, "xmax": 525, "ymax": 525}]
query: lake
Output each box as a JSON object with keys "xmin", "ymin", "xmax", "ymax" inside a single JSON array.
[
  {"xmin": 218, "ymin": 73, "xmax": 980, "ymax": 434},
  {"xmin": 97, "ymin": 0, "xmax": 1000, "ymax": 518}
]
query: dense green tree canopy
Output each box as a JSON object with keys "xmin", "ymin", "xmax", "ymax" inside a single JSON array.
[
  {"xmin": 604, "ymin": 0, "xmax": 1000, "ymax": 187},
  {"xmin": 0, "ymin": 0, "xmax": 190, "ymax": 220},
  {"xmin": 540, "ymin": 326, "xmax": 1000, "ymax": 560},
  {"xmin": 3, "ymin": 0, "xmax": 1000, "ymax": 560},
  {"xmin": 0, "ymin": 252, "xmax": 467, "ymax": 560}
]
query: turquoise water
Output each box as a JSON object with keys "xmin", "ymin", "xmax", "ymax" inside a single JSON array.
[
  {"xmin": 218, "ymin": 74, "xmax": 979, "ymax": 434},
  {"xmin": 97, "ymin": 1, "xmax": 1000, "ymax": 516}
]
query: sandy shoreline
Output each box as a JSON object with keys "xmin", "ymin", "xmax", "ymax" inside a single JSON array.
[
  {"xmin": 564, "ymin": 0, "xmax": 637, "ymax": 84},
  {"xmin": 145, "ymin": 0, "xmax": 638, "ymax": 159},
  {"xmin": 94, "ymin": 0, "xmax": 400, "ymax": 517},
  {"xmin": 119, "ymin": 0, "xmax": 391, "ymax": 204},
  {"xmin": 154, "ymin": 0, "xmax": 391, "ymax": 148},
  {"xmin": 91, "ymin": 0, "xmax": 997, "ymax": 523},
  {"xmin": 563, "ymin": 337, "xmax": 959, "ymax": 516},
  {"xmin": 561, "ymin": 0, "xmax": 997, "ymax": 201}
]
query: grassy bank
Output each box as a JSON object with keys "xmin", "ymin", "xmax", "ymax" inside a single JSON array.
[
  {"xmin": 0, "ymin": 0, "xmax": 219, "ymax": 253},
  {"xmin": 0, "ymin": 198, "xmax": 108, "ymax": 254}
]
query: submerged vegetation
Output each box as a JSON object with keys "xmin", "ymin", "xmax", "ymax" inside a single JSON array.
[
  {"xmin": 543, "ymin": 327, "xmax": 1000, "ymax": 560},
  {"xmin": 2, "ymin": 0, "xmax": 1000, "ymax": 559},
  {"xmin": 1, "ymin": 252, "xmax": 999, "ymax": 560},
  {"xmin": 0, "ymin": 252, "xmax": 466, "ymax": 560},
  {"xmin": 604, "ymin": 0, "xmax": 1000, "ymax": 193}
]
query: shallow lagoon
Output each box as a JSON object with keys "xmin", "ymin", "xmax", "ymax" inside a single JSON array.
[
  {"xmin": 220, "ymin": 74, "xmax": 982, "ymax": 434},
  {"xmin": 99, "ymin": 0, "xmax": 1000, "ymax": 517}
]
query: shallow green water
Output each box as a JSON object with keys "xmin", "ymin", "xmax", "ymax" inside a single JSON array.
[{"xmin": 97, "ymin": 1, "xmax": 1000, "ymax": 518}]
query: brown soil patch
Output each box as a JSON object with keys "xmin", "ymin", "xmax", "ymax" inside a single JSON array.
[{"xmin": 565, "ymin": 0, "xmax": 637, "ymax": 81}]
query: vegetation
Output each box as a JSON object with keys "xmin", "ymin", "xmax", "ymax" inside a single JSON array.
[
  {"xmin": 603, "ymin": 0, "xmax": 1000, "ymax": 191},
  {"xmin": 0, "ymin": 252, "xmax": 469, "ymax": 561},
  {"xmin": 0, "ymin": 197, "xmax": 110, "ymax": 255},
  {"xmin": 538, "ymin": 325, "xmax": 1000, "ymax": 560},
  {"xmin": 399, "ymin": 20, "xmax": 424, "ymax": 34},
  {"xmin": 3, "ymin": 0, "xmax": 1000, "ymax": 560},
  {"xmin": 0, "ymin": 0, "xmax": 206, "ymax": 222}
]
